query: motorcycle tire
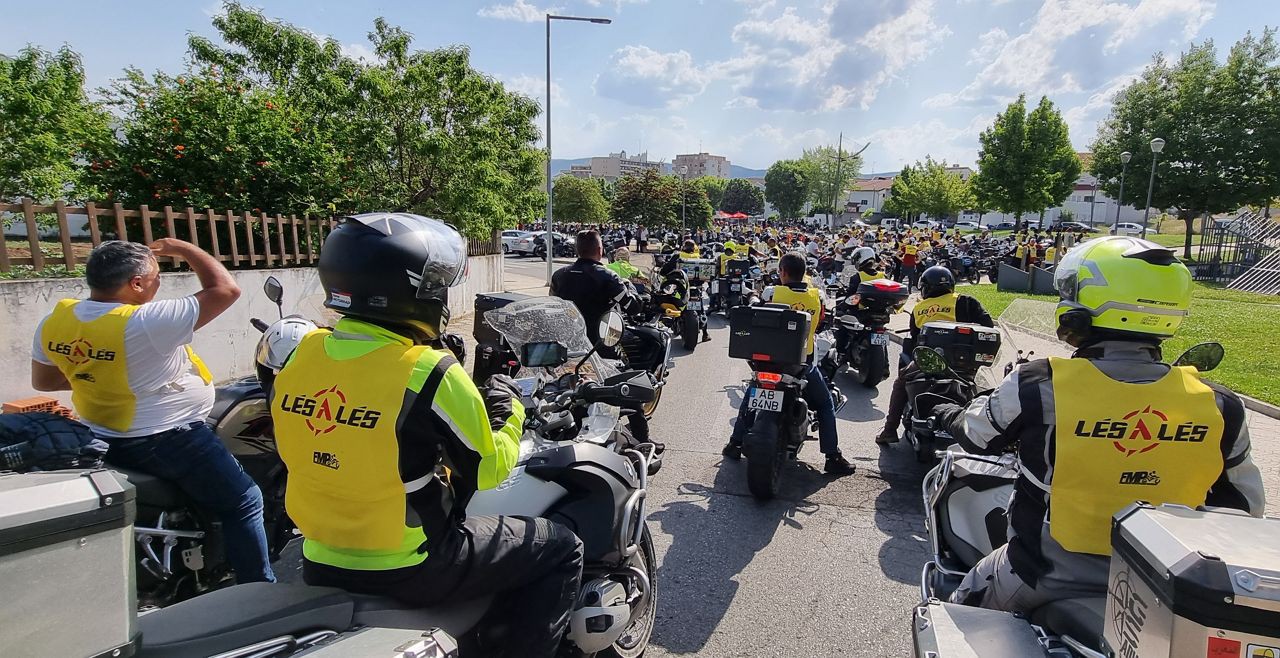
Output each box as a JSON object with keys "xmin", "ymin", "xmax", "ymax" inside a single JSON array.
[
  {"xmin": 744, "ymin": 411, "xmax": 785, "ymax": 500},
  {"xmin": 603, "ymin": 525, "xmax": 658, "ymax": 658},
  {"xmin": 968, "ymin": 270, "xmax": 980, "ymax": 285},
  {"xmin": 859, "ymin": 344, "xmax": 888, "ymax": 389},
  {"xmin": 681, "ymin": 310, "xmax": 699, "ymax": 351},
  {"xmin": 642, "ymin": 372, "xmax": 664, "ymax": 419}
]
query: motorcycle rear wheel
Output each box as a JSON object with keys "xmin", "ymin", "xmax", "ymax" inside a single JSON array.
[
  {"xmin": 603, "ymin": 525, "xmax": 658, "ymax": 658},
  {"xmin": 744, "ymin": 412, "xmax": 784, "ymax": 500},
  {"xmin": 681, "ymin": 310, "xmax": 699, "ymax": 351},
  {"xmin": 859, "ymin": 344, "xmax": 888, "ymax": 389}
]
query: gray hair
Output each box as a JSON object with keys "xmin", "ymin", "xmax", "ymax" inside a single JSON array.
[{"xmin": 85, "ymin": 241, "xmax": 155, "ymax": 291}]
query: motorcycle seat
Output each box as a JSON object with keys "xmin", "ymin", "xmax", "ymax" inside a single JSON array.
[
  {"xmin": 350, "ymin": 594, "xmax": 492, "ymax": 637},
  {"xmin": 137, "ymin": 583, "xmax": 355, "ymax": 658},
  {"xmin": 111, "ymin": 467, "xmax": 187, "ymax": 509},
  {"xmin": 1031, "ymin": 596, "xmax": 1105, "ymax": 650}
]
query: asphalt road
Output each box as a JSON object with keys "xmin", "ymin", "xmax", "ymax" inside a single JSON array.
[{"xmin": 276, "ymin": 253, "xmax": 1279, "ymax": 657}]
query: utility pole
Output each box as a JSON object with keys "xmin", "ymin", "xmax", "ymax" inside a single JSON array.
[{"xmin": 831, "ymin": 132, "xmax": 844, "ymax": 230}]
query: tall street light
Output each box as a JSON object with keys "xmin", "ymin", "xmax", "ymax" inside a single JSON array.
[
  {"xmin": 1141, "ymin": 138, "xmax": 1164, "ymax": 240},
  {"xmin": 1113, "ymin": 151, "xmax": 1131, "ymax": 234},
  {"xmin": 676, "ymin": 165, "xmax": 688, "ymax": 233},
  {"xmin": 545, "ymin": 13, "xmax": 611, "ymax": 284}
]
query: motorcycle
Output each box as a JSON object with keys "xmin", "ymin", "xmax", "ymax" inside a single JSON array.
[
  {"xmin": 617, "ymin": 283, "xmax": 675, "ymax": 420},
  {"xmin": 949, "ymin": 254, "xmax": 981, "ymax": 285},
  {"xmin": 711, "ymin": 257, "xmax": 758, "ymax": 313},
  {"xmin": 900, "ymin": 321, "xmax": 1002, "ymax": 464},
  {"xmin": 824, "ymin": 276, "xmax": 909, "ymax": 388},
  {"xmin": 913, "ymin": 341, "xmax": 1280, "ymax": 658},
  {"xmin": 134, "ymin": 297, "xmax": 661, "ymax": 658},
  {"xmin": 533, "ymin": 232, "xmax": 574, "ymax": 259},
  {"xmin": 729, "ymin": 306, "xmax": 846, "ymax": 499},
  {"xmin": 679, "ymin": 258, "xmax": 716, "ymax": 352},
  {"xmin": 114, "ymin": 276, "xmax": 299, "ymax": 607},
  {"xmin": 648, "ymin": 266, "xmax": 705, "ymax": 352}
]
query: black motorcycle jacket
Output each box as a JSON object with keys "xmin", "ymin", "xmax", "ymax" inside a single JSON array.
[{"xmin": 551, "ymin": 258, "xmax": 642, "ymax": 344}]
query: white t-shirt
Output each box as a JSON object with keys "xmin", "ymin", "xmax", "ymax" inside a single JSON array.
[{"xmin": 32, "ymin": 297, "xmax": 214, "ymax": 438}]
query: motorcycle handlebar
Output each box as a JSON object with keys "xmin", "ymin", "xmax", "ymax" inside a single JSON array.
[{"xmin": 250, "ymin": 318, "xmax": 269, "ymax": 333}]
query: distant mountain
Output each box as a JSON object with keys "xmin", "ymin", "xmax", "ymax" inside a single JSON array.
[
  {"xmin": 549, "ymin": 158, "xmax": 591, "ymax": 177},
  {"xmin": 729, "ymin": 164, "xmax": 766, "ymax": 178}
]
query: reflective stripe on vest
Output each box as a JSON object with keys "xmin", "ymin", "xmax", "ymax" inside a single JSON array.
[
  {"xmin": 912, "ymin": 292, "xmax": 958, "ymax": 328},
  {"xmin": 273, "ymin": 330, "xmax": 435, "ymax": 569},
  {"xmin": 1049, "ymin": 357, "xmax": 1224, "ymax": 555},
  {"xmin": 770, "ymin": 284, "xmax": 821, "ymax": 356}
]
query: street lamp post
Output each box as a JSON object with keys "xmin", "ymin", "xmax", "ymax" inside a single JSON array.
[
  {"xmin": 545, "ymin": 13, "xmax": 611, "ymax": 284},
  {"xmin": 1113, "ymin": 151, "xmax": 1131, "ymax": 234},
  {"xmin": 1141, "ymin": 138, "xmax": 1164, "ymax": 240},
  {"xmin": 676, "ymin": 165, "xmax": 688, "ymax": 233}
]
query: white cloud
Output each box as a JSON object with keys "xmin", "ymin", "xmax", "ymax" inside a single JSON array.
[
  {"xmin": 339, "ymin": 43, "xmax": 377, "ymax": 63},
  {"xmin": 968, "ymin": 28, "xmax": 1008, "ymax": 66},
  {"xmin": 594, "ymin": 45, "xmax": 711, "ymax": 109},
  {"xmin": 503, "ymin": 74, "xmax": 567, "ymax": 106},
  {"xmin": 856, "ymin": 113, "xmax": 994, "ymax": 169},
  {"xmin": 477, "ymin": 0, "xmax": 561, "ymax": 23},
  {"xmin": 1061, "ymin": 71, "xmax": 1142, "ymax": 147}
]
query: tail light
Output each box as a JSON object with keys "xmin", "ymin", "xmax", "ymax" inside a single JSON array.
[{"xmin": 755, "ymin": 371, "xmax": 783, "ymax": 389}]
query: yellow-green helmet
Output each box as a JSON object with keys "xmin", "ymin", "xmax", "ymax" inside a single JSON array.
[{"xmin": 1053, "ymin": 236, "xmax": 1191, "ymax": 339}]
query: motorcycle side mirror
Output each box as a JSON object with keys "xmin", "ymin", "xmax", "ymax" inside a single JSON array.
[
  {"xmin": 598, "ymin": 310, "xmax": 625, "ymax": 348},
  {"xmin": 263, "ymin": 276, "xmax": 284, "ymax": 318},
  {"xmin": 913, "ymin": 347, "xmax": 949, "ymax": 375},
  {"xmin": 1172, "ymin": 342, "xmax": 1224, "ymax": 372}
]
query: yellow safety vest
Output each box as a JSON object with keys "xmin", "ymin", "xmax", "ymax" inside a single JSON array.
[
  {"xmin": 912, "ymin": 292, "xmax": 958, "ymax": 328},
  {"xmin": 1045, "ymin": 247, "xmax": 1057, "ymax": 264},
  {"xmin": 677, "ymin": 250, "xmax": 701, "ymax": 260},
  {"xmin": 770, "ymin": 284, "xmax": 822, "ymax": 356},
  {"xmin": 41, "ymin": 299, "xmax": 211, "ymax": 433},
  {"xmin": 274, "ymin": 330, "xmax": 430, "ymax": 562},
  {"xmin": 859, "ymin": 271, "xmax": 887, "ymax": 283},
  {"xmin": 1015, "ymin": 245, "xmax": 1026, "ymax": 259},
  {"xmin": 1050, "ymin": 358, "xmax": 1225, "ymax": 555}
]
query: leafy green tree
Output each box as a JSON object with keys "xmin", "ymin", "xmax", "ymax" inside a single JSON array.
[
  {"xmin": 908, "ymin": 157, "xmax": 976, "ymax": 223},
  {"xmin": 721, "ymin": 178, "xmax": 765, "ymax": 215},
  {"xmin": 185, "ymin": 3, "xmax": 543, "ymax": 237},
  {"xmin": 0, "ymin": 46, "xmax": 110, "ymax": 209},
  {"xmin": 1026, "ymin": 96, "xmax": 1081, "ymax": 216},
  {"xmin": 765, "ymin": 160, "xmax": 810, "ymax": 220},
  {"xmin": 595, "ymin": 177, "xmax": 615, "ymax": 203},
  {"xmin": 611, "ymin": 169, "xmax": 675, "ymax": 229},
  {"xmin": 552, "ymin": 176, "xmax": 608, "ymax": 225},
  {"xmin": 974, "ymin": 95, "xmax": 1039, "ymax": 230},
  {"xmin": 691, "ymin": 176, "xmax": 727, "ymax": 210},
  {"xmin": 883, "ymin": 164, "xmax": 915, "ymax": 219},
  {"xmin": 1091, "ymin": 36, "xmax": 1274, "ymax": 257},
  {"xmin": 88, "ymin": 67, "xmax": 344, "ymax": 215},
  {"xmin": 800, "ymin": 144, "xmax": 862, "ymax": 212},
  {"xmin": 671, "ymin": 176, "xmax": 713, "ymax": 229}
]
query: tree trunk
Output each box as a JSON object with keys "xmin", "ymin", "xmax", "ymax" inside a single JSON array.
[{"xmin": 1181, "ymin": 210, "xmax": 1195, "ymax": 261}]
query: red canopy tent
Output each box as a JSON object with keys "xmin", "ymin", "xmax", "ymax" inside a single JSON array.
[{"xmin": 725, "ymin": 212, "xmax": 749, "ymax": 219}]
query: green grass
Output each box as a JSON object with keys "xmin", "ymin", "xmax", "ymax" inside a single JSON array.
[{"xmin": 962, "ymin": 283, "xmax": 1280, "ymax": 406}]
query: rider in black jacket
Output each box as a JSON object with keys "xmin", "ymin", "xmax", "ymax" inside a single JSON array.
[{"xmin": 550, "ymin": 230, "xmax": 643, "ymax": 345}]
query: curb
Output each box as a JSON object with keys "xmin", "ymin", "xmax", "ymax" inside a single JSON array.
[{"xmin": 1242, "ymin": 395, "xmax": 1280, "ymax": 422}]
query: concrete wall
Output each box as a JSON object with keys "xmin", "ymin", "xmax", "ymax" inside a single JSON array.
[{"xmin": 0, "ymin": 255, "xmax": 502, "ymax": 406}]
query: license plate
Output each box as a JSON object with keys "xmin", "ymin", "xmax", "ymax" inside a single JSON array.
[
  {"xmin": 748, "ymin": 387, "xmax": 782, "ymax": 412},
  {"xmin": 730, "ymin": 283, "xmax": 741, "ymax": 291},
  {"xmin": 870, "ymin": 333, "xmax": 888, "ymax": 346},
  {"xmin": 687, "ymin": 300, "xmax": 702, "ymax": 311}
]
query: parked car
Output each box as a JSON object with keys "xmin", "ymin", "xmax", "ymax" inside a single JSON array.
[
  {"xmin": 913, "ymin": 219, "xmax": 940, "ymax": 230},
  {"xmin": 953, "ymin": 222, "xmax": 981, "ymax": 231},
  {"xmin": 1049, "ymin": 221, "xmax": 1099, "ymax": 233},
  {"xmin": 1113, "ymin": 222, "xmax": 1157, "ymax": 235},
  {"xmin": 511, "ymin": 231, "xmax": 555, "ymax": 255},
  {"xmin": 501, "ymin": 230, "xmax": 531, "ymax": 254},
  {"xmin": 992, "ymin": 221, "xmax": 1017, "ymax": 231},
  {"xmin": 879, "ymin": 218, "xmax": 903, "ymax": 229}
]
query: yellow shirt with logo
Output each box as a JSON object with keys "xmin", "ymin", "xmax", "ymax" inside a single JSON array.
[
  {"xmin": 1049, "ymin": 357, "xmax": 1224, "ymax": 555},
  {"xmin": 911, "ymin": 292, "xmax": 958, "ymax": 329},
  {"xmin": 768, "ymin": 283, "xmax": 822, "ymax": 357}
]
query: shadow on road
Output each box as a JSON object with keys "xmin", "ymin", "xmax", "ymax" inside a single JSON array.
[
  {"xmin": 647, "ymin": 454, "xmax": 829, "ymax": 654},
  {"xmin": 869, "ymin": 441, "xmax": 933, "ymax": 586},
  {"xmin": 834, "ymin": 376, "xmax": 887, "ymax": 423}
]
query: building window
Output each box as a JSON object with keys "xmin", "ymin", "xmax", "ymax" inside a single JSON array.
[{"xmin": 1082, "ymin": 195, "xmax": 1095, "ymax": 203}]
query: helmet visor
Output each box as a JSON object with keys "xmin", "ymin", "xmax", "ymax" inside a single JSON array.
[{"xmin": 343, "ymin": 213, "xmax": 469, "ymax": 301}]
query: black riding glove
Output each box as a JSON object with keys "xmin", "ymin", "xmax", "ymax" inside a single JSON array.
[
  {"xmin": 931, "ymin": 403, "xmax": 966, "ymax": 438},
  {"xmin": 439, "ymin": 332, "xmax": 467, "ymax": 367},
  {"xmin": 482, "ymin": 374, "xmax": 522, "ymax": 432}
]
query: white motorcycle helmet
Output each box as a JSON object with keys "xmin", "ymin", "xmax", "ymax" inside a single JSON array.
[
  {"xmin": 850, "ymin": 246, "xmax": 877, "ymax": 269},
  {"xmin": 255, "ymin": 316, "xmax": 319, "ymax": 374}
]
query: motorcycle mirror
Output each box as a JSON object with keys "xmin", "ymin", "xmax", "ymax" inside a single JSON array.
[
  {"xmin": 913, "ymin": 347, "xmax": 949, "ymax": 375},
  {"xmin": 1172, "ymin": 342, "xmax": 1224, "ymax": 372},
  {"xmin": 263, "ymin": 276, "xmax": 284, "ymax": 318},
  {"xmin": 598, "ymin": 310, "xmax": 625, "ymax": 348}
]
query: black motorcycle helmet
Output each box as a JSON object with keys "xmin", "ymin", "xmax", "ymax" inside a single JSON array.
[
  {"xmin": 318, "ymin": 213, "xmax": 468, "ymax": 339},
  {"xmin": 919, "ymin": 265, "xmax": 956, "ymax": 299}
]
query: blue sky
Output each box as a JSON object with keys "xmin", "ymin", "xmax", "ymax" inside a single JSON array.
[{"xmin": 3, "ymin": 0, "xmax": 1276, "ymax": 171}]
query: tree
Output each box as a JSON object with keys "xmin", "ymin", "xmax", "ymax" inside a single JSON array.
[
  {"xmin": 882, "ymin": 164, "xmax": 915, "ymax": 219},
  {"xmin": 765, "ymin": 160, "xmax": 810, "ymax": 220},
  {"xmin": 671, "ymin": 176, "xmax": 713, "ymax": 229},
  {"xmin": 907, "ymin": 157, "xmax": 976, "ymax": 222},
  {"xmin": 692, "ymin": 176, "xmax": 727, "ymax": 210},
  {"xmin": 721, "ymin": 178, "xmax": 765, "ymax": 215},
  {"xmin": 800, "ymin": 144, "xmax": 862, "ymax": 212},
  {"xmin": 184, "ymin": 3, "xmax": 544, "ymax": 237},
  {"xmin": 974, "ymin": 94, "xmax": 1078, "ymax": 230},
  {"xmin": 552, "ymin": 176, "xmax": 608, "ymax": 225},
  {"xmin": 611, "ymin": 169, "xmax": 675, "ymax": 229},
  {"xmin": 1091, "ymin": 36, "xmax": 1275, "ymax": 257},
  {"xmin": 0, "ymin": 46, "xmax": 110, "ymax": 208}
]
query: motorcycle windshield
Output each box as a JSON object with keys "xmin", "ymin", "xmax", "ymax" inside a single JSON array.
[
  {"xmin": 983, "ymin": 298, "xmax": 1073, "ymax": 390},
  {"xmin": 484, "ymin": 297, "xmax": 619, "ymax": 382}
]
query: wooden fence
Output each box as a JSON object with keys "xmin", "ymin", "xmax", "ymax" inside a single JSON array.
[{"xmin": 0, "ymin": 198, "xmax": 501, "ymax": 274}]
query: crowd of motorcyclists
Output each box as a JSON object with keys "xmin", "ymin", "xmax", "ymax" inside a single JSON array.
[{"xmin": 17, "ymin": 210, "xmax": 1268, "ymax": 657}]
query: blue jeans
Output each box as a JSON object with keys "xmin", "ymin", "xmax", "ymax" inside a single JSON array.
[
  {"xmin": 106, "ymin": 423, "xmax": 275, "ymax": 583},
  {"xmin": 731, "ymin": 363, "xmax": 841, "ymax": 456}
]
